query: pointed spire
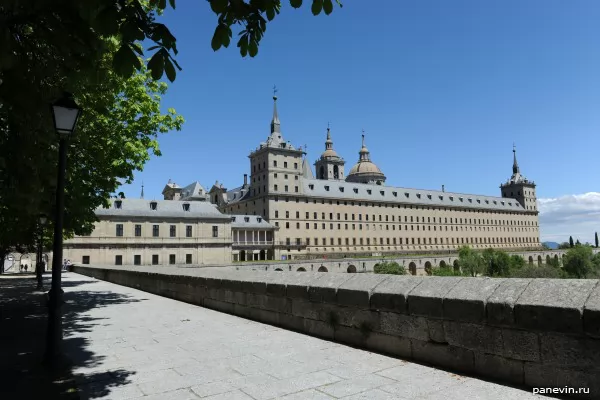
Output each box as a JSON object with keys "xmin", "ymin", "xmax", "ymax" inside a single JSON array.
[
  {"xmin": 359, "ymin": 130, "xmax": 370, "ymax": 161},
  {"xmin": 270, "ymin": 85, "xmax": 280, "ymax": 134},
  {"xmin": 512, "ymin": 143, "xmax": 520, "ymax": 174},
  {"xmin": 141, "ymin": 182, "xmax": 144, "ymax": 199},
  {"xmin": 325, "ymin": 124, "xmax": 333, "ymax": 150}
]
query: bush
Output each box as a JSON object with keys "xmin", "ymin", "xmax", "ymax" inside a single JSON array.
[
  {"xmin": 432, "ymin": 266, "xmax": 461, "ymax": 276},
  {"xmin": 374, "ymin": 261, "xmax": 406, "ymax": 275},
  {"xmin": 510, "ymin": 265, "xmax": 566, "ymax": 279}
]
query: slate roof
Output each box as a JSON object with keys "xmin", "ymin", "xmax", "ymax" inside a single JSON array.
[
  {"xmin": 180, "ymin": 181, "xmax": 210, "ymax": 201},
  {"xmin": 229, "ymin": 215, "xmax": 276, "ymax": 229},
  {"xmin": 300, "ymin": 179, "xmax": 527, "ymax": 212},
  {"xmin": 97, "ymin": 199, "xmax": 229, "ymax": 220}
]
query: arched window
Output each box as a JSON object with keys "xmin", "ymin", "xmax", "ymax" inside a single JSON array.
[{"xmin": 319, "ymin": 166, "xmax": 325, "ymax": 179}]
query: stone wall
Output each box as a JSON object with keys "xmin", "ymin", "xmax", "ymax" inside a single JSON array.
[{"xmin": 72, "ymin": 264, "xmax": 600, "ymax": 398}]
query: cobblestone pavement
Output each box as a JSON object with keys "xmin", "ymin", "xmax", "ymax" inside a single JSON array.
[{"xmin": 62, "ymin": 273, "xmax": 542, "ymax": 400}]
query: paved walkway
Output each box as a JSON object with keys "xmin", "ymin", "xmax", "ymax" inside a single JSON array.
[{"xmin": 51, "ymin": 273, "xmax": 542, "ymax": 400}]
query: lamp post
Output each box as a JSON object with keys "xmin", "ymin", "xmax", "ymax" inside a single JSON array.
[
  {"xmin": 44, "ymin": 92, "xmax": 81, "ymax": 368},
  {"xmin": 36, "ymin": 215, "xmax": 47, "ymax": 290}
]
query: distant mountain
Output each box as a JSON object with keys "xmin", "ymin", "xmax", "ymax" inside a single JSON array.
[{"xmin": 543, "ymin": 241, "xmax": 559, "ymax": 249}]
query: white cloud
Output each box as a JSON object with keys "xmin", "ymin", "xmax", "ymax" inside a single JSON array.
[{"xmin": 539, "ymin": 192, "xmax": 600, "ymax": 244}]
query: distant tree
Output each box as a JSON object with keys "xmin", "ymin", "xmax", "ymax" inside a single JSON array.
[
  {"xmin": 595, "ymin": 232, "xmax": 599, "ymax": 248},
  {"xmin": 457, "ymin": 246, "xmax": 485, "ymax": 277},
  {"xmin": 569, "ymin": 236, "xmax": 574, "ymax": 248},
  {"xmin": 374, "ymin": 261, "xmax": 406, "ymax": 275},
  {"xmin": 509, "ymin": 254, "xmax": 526, "ymax": 270},
  {"xmin": 546, "ymin": 256, "xmax": 561, "ymax": 269},
  {"xmin": 576, "ymin": 239, "xmax": 581, "ymax": 246},
  {"xmin": 563, "ymin": 245, "xmax": 594, "ymax": 278},
  {"xmin": 558, "ymin": 242, "xmax": 571, "ymax": 249}
]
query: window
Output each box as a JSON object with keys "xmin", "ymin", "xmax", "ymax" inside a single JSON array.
[
  {"xmin": 274, "ymin": 160, "xmax": 278, "ymax": 167},
  {"xmin": 284, "ymin": 185, "xmax": 288, "ymax": 192},
  {"xmin": 82, "ymin": 256, "xmax": 90, "ymax": 264},
  {"xmin": 152, "ymin": 225, "xmax": 159, "ymax": 237},
  {"xmin": 170, "ymin": 225, "xmax": 176, "ymax": 237},
  {"xmin": 274, "ymin": 184, "xmax": 278, "ymax": 191},
  {"xmin": 275, "ymin": 211, "xmax": 279, "ymax": 218},
  {"xmin": 116, "ymin": 224, "xmax": 124, "ymax": 237},
  {"xmin": 284, "ymin": 162, "xmax": 288, "ymax": 168},
  {"xmin": 186, "ymin": 225, "xmax": 192, "ymax": 237},
  {"xmin": 339, "ymin": 187, "xmax": 344, "ymax": 192},
  {"xmin": 295, "ymin": 186, "xmax": 299, "ymax": 192},
  {"xmin": 353, "ymin": 188, "xmax": 358, "ymax": 193},
  {"xmin": 212, "ymin": 226, "xmax": 219, "ymax": 237},
  {"xmin": 135, "ymin": 224, "xmax": 142, "ymax": 237},
  {"xmin": 169, "ymin": 254, "xmax": 176, "ymax": 264},
  {"xmin": 183, "ymin": 203, "xmax": 190, "ymax": 211},
  {"xmin": 152, "ymin": 255, "xmax": 159, "ymax": 265},
  {"xmin": 294, "ymin": 162, "xmax": 298, "ymax": 169},
  {"xmin": 115, "ymin": 255, "xmax": 122, "ymax": 265},
  {"xmin": 150, "ymin": 201, "xmax": 157, "ymax": 210},
  {"xmin": 325, "ymin": 185, "xmax": 330, "ymax": 191},
  {"xmin": 367, "ymin": 189, "xmax": 372, "ymax": 195},
  {"xmin": 134, "ymin": 255, "xmax": 141, "ymax": 265},
  {"xmin": 115, "ymin": 200, "xmax": 122, "ymax": 209},
  {"xmin": 309, "ymin": 184, "xmax": 314, "ymax": 190}
]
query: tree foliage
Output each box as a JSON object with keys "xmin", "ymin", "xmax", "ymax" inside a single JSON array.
[
  {"xmin": 1, "ymin": 0, "xmax": 342, "ymax": 86},
  {"xmin": 374, "ymin": 261, "xmax": 406, "ymax": 275},
  {"xmin": 569, "ymin": 236, "xmax": 574, "ymax": 248},
  {"xmin": 457, "ymin": 246, "xmax": 485, "ymax": 277},
  {"xmin": 595, "ymin": 232, "xmax": 599, "ymax": 248},
  {"xmin": 563, "ymin": 245, "xmax": 596, "ymax": 278}
]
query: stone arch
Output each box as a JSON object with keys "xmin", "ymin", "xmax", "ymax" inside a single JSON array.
[
  {"xmin": 554, "ymin": 254, "xmax": 559, "ymax": 263},
  {"xmin": 424, "ymin": 261, "xmax": 433, "ymax": 276},
  {"xmin": 537, "ymin": 255, "xmax": 542, "ymax": 266},
  {"xmin": 409, "ymin": 262, "xmax": 417, "ymax": 275},
  {"xmin": 546, "ymin": 255, "xmax": 551, "ymax": 264},
  {"xmin": 453, "ymin": 260, "xmax": 460, "ymax": 272},
  {"xmin": 319, "ymin": 165, "xmax": 325, "ymax": 179},
  {"xmin": 333, "ymin": 165, "xmax": 339, "ymax": 179},
  {"xmin": 318, "ymin": 266, "xmax": 328, "ymax": 272},
  {"xmin": 240, "ymin": 250, "xmax": 246, "ymax": 262},
  {"xmin": 528, "ymin": 256, "xmax": 533, "ymax": 264},
  {"xmin": 347, "ymin": 265, "xmax": 357, "ymax": 273},
  {"xmin": 297, "ymin": 267, "xmax": 306, "ymax": 272},
  {"xmin": 439, "ymin": 260, "xmax": 447, "ymax": 268},
  {"xmin": 274, "ymin": 268, "xmax": 283, "ymax": 271},
  {"xmin": 259, "ymin": 250, "xmax": 266, "ymax": 261}
]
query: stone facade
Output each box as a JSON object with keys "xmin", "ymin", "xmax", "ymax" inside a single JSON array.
[
  {"xmin": 62, "ymin": 198, "xmax": 276, "ymax": 266},
  {"xmin": 188, "ymin": 95, "xmax": 542, "ymax": 260}
]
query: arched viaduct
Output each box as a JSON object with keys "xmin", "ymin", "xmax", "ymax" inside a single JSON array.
[{"xmin": 232, "ymin": 249, "xmax": 600, "ymax": 276}]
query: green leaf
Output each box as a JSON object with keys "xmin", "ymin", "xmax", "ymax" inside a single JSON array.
[
  {"xmin": 169, "ymin": 0, "xmax": 176, "ymax": 8},
  {"xmin": 266, "ymin": 7, "xmax": 275, "ymax": 21},
  {"xmin": 248, "ymin": 40, "xmax": 258, "ymax": 57},
  {"xmin": 158, "ymin": 0, "xmax": 167, "ymax": 9},
  {"xmin": 323, "ymin": 0, "xmax": 333, "ymax": 15},
  {"xmin": 290, "ymin": 0, "xmax": 303, "ymax": 8},
  {"xmin": 148, "ymin": 52, "xmax": 165, "ymax": 80},
  {"xmin": 113, "ymin": 45, "xmax": 139, "ymax": 78},
  {"xmin": 164, "ymin": 59, "xmax": 176, "ymax": 82},
  {"xmin": 311, "ymin": 0, "xmax": 323, "ymax": 15},
  {"xmin": 210, "ymin": 0, "xmax": 229, "ymax": 14},
  {"xmin": 121, "ymin": 21, "xmax": 145, "ymax": 42}
]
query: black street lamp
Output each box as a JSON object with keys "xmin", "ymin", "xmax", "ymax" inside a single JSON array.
[
  {"xmin": 36, "ymin": 215, "xmax": 47, "ymax": 290},
  {"xmin": 44, "ymin": 92, "xmax": 81, "ymax": 368}
]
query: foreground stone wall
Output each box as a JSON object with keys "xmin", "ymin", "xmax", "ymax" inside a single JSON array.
[{"xmin": 72, "ymin": 265, "xmax": 600, "ymax": 398}]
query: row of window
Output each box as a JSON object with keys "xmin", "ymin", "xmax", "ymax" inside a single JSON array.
[
  {"xmin": 115, "ymin": 224, "xmax": 219, "ymax": 238},
  {"xmin": 284, "ymin": 236, "xmax": 537, "ymax": 246},
  {"xmin": 252, "ymin": 173, "xmax": 299, "ymax": 183},
  {"xmin": 82, "ymin": 254, "xmax": 194, "ymax": 266},
  {"xmin": 274, "ymin": 211, "xmax": 536, "ymax": 226},
  {"xmin": 252, "ymin": 160, "xmax": 299, "ymax": 173},
  {"xmin": 276, "ymin": 221, "xmax": 537, "ymax": 233}
]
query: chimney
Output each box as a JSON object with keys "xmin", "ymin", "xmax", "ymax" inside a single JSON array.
[
  {"xmin": 243, "ymin": 174, "xmax": 248, "ymax": 186},
  {"xmin": 442, "ymin": 185, "xmax": 445, "ymax": 192}
]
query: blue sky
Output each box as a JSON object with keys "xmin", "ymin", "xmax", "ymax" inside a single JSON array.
[{"xmin": 117, "ymin": 0, "xmax": 600, "ymax": 243}]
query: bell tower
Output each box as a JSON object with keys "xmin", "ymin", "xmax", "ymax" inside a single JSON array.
[{"xmin": 314, "ymin": 125, "xmax": 345, "ymax": 180}]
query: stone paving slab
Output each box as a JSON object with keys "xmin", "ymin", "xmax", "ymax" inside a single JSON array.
[{"xmin": 62, "ymin": 273, "xmax": 543, "ymax": 400}]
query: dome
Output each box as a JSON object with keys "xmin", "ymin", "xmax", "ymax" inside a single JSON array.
[
  {"xmin": 345, "ymin": 133, "xmax": 386, "ymax": 184},
  {"xmin": 320, "ymin": 149, "xmax": 341, "ymax": 159},
  {"xmin": 348, "ymin": 161, "xmax": 383, "ymax": 176}
]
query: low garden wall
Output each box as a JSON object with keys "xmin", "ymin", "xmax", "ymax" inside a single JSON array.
[{"xmin": 72, "ymin": 264, "xmax": 600, "ymax": 398}]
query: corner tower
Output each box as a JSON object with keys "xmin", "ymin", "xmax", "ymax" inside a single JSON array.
[
  {"xmin": 314, "ymin": 125, "xmax": 345, "ymax": 180},
  {"xmin": 500, "ymin": 145, "xmax": 537, "ymax": 212}
]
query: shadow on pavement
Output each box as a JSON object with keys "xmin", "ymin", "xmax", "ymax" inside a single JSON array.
[{"xmin": 0, "ymin": 273, "xmax": 144, "ymax": 399}]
